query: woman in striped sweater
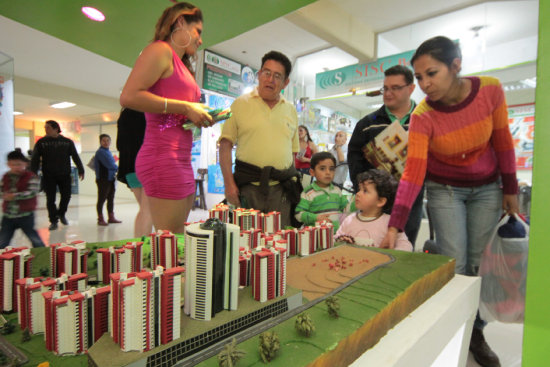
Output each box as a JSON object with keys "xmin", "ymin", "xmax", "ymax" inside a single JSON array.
[{"xmin": 383, "ymin": 36, "xmax": 518, "ymax": 367}]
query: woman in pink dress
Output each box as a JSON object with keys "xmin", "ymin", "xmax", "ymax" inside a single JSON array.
[{"xmin": 120, "ymin": 2, "xmax": 212, "ymax": 233}]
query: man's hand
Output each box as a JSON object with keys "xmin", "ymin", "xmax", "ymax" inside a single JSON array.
[
  {"xmin": 380, "ymin": 227, "xmax": 398, "ymax": 249},
  {"xmin": 3, "ymin": 193, "xmax": 15, "ymax": 201},
  {"xmin": 224, "ymin": 181, "xmax": 241, "ymax": 208}
]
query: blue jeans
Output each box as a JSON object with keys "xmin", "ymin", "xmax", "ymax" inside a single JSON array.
[
  {"xmin": 0, "ymin": 213, "xmax": 45, "ymax": 249},
  {"xmin": 426, "ymin": 180, "xmax": 502, "ymax": 329}
]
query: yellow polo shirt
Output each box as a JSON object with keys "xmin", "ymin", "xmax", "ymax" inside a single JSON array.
[{"xmin": 220, "ymin": 88, "xmax": 299, "ymax": 170}]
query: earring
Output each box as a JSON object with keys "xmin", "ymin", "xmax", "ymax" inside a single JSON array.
[{"xmin": 171, "ymin": 29, "xmax": 191, "ymax": 49}]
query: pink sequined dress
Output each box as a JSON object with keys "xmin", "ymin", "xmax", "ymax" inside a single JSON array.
[{"xmin": 136, "ymin": 41, "xmax": 200, "ymax": 199}]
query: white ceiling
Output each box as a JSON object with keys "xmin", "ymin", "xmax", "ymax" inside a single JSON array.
[{"xmin": 0, "ymin": 0, "xmax": 539, "ymax": 125}]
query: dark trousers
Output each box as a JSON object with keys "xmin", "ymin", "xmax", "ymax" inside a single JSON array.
[
  {"xmin": 0, "ymin": 214, "xmax": 45, "ymax": 249},
  {"xmin": 96, "ymin": 178, "xmax": 115, "ymax": 217},
  {"xmin": 403, "ymin": 186, "xmax": 425, "ymax": 249},
  {"xmin": 239, "ymin": 183, "xmax": 292, "ymax": 227},
  {"xmin": 42, "ymin": 174, "xmax": 72, "ymax": 224}
]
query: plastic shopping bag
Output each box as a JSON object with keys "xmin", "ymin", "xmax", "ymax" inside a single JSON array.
[{"xmin": 479, "ymin": 214, "xmax": 528, "ymax": 323}]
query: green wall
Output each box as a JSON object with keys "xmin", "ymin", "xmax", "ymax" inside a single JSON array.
[{"xmin": 522, "ymin": 1, "xmax": 549, "ymax": 365}]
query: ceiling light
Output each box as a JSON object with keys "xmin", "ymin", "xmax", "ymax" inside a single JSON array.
[
  {"xmin": 50, "ymin": 102, "xmax": 76, "ymax": 109},
  {"xmin": 82, "ymin": 7, "xmax": 105, "ymax": 22},
  {"xmin": 13, "ymin": 111, "xmax": 23, "ymax": 116}
]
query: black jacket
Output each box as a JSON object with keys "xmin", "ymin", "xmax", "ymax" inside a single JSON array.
[
  {"xmin": 31, "ymin": 135, "xmax": 84, "ymax": 177},
  {"xmin": 347, "ymin": 105, "xmax": 412, "ymax": 192}
]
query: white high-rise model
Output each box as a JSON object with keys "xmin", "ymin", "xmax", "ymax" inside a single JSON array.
[{"xmin": 184, "ymin": 219, "xmax": 240, "ymax": 321}]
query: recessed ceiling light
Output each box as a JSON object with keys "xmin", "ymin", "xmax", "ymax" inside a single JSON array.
[
  {"xmin": 13, "ymin": 111, "xmax": 23, "ymax": 116},
  {"xmin": 50, "ymin": 102, "xmax": 76, "ymax": 109},
  {"xmin": 82, "ymin": 7, "xmax": 105, "ymax": 22}
]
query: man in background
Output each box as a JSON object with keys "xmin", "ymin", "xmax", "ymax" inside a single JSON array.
[
  {"xmin": 348, "ymin": 65, "xmax": 424, "ymax": 247},
  {"xmin": 219, "ymin": 50, "xmax": 301, "ymax": 227},
  {"xmin": 31, "ymin": 120, "xmax": 84, "ymax": 230}
]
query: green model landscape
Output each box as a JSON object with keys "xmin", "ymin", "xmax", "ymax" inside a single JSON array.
[
  {"xmin": 197, "ymin": 247, "xmax": 454, "ymax": 367},
  {"xmin": 2, "ymin": 240, "xmax": 454, "ymax": 367}
]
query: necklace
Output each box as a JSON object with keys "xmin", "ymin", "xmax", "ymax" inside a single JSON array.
[{"xmin": 356, "ymin": 212, "xmax": 382, "ymax": 222}]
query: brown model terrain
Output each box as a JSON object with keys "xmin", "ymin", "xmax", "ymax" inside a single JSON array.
[{"xmin": 286, "ymin": 245, "xmax": 393, "ymax": 300}]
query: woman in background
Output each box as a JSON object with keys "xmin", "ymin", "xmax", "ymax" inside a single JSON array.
[
  {"xmin": 116, "ymin": 108, "xmax": 153, "ymax": 237},
  {"xmin": 295, "ymin": 125, "xmax": 318, "ymax": 174},
  {"xmin": 328, "ymin": 130, "xmax": 348, "ymax": 188},
  {"xmin": 383, "ymin": 36, "xmax": 518, "ymax": 367},
  {"xmin": 120, "ymin": 2, "xmax": 212, "ymax": 233}
]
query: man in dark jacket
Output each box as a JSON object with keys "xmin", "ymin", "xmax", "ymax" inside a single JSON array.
[
  {"xmin": 30, "ymin": 120, "xmax": 84, "ymax": 230},
  {"xmin": 348, "ymin": 65, "xmax": 424, "ymax": 247}
]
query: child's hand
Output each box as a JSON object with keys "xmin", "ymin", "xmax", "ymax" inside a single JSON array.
[
  {"xmin": 316, "ymin": 214, "xmax": 331, "ymax": 222},
  {"xmin": 336, "ymin": 235, "xmax": 355, "ymax": 244}
]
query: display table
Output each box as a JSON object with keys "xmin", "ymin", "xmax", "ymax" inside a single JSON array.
[{"xmin": 351, "ymin": 274, "xmax": 480, "ymax": 367}]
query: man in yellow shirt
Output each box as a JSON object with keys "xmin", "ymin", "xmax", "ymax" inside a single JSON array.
[{"xmin": 219, "ymin": 51, "xmax": 300, "ymax": 226}]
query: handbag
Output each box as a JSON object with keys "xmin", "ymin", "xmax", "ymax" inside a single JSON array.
[
  {"xmin": 478, "ymin": 214, "xmax": 529, "ymax": 323},
  {"xmin": 87, "ymin": 155, "xmax": 95, "ymax": 170}
]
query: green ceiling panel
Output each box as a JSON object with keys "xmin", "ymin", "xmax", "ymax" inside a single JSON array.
[{"xmin": 0, "ymin": 0, "xmax": 316, "ymax": 67}]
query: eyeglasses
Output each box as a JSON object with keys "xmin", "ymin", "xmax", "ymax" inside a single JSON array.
[
  {"xmin": 259, "ymin": 69, "xmax": 285, "ymax": 82},
  {"xmin": 380, "ymin": 84, "xmax": 410, "ymax": 93}
]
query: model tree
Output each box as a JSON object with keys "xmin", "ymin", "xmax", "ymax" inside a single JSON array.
[
  {"xmin": 217, "ymin": 338, "xmax": 245, "ymax": 367},
  {"xmin": 1, "ymin": 320, "xmax": 15, "ymax": 335},
  {"xmin": 39, "ymin": 267, "xmax": 49, "ymax": 277},
  {"xmin": 0, "ymin": 350, "xmax": 8, "ymax": 365},
  {"xmin": 295, "ymin": 312, "xmax": 315, "ymax": 337},
  {"xmin": 258, "ymin": 331, "xmax": 280, "ymax": 363},
  {"xmin": 21, "ymin": 328, "xmax": 31, "ymax": 343},
  {"xmin": 326, "ymin": 296, "xmax": 340, "ymax": 318}
]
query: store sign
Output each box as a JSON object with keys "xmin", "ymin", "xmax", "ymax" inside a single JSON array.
[
  {"xmin": 315, "ymin": 49, "xmax": 415, "ymax": 98},
  {"xmin": 203, "ymin": 50, "xmax": 257, "ymax": 98}
]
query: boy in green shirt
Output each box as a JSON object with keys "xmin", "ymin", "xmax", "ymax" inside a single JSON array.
[{"xmin": 295, "ymin": 152, "xmax": 349, "ymax": 230}]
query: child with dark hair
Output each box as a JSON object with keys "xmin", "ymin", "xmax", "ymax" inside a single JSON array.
[
  {"xmin": 295, "ymin": 152, "xmax": 349, "ymax": 230},
  {"xmin": 0, "ymin": 150, "xmax": 45, "ymax": 249},
  {"xmin": 336, "ymin": 169, "xmax": 411, "ymax": 251}
]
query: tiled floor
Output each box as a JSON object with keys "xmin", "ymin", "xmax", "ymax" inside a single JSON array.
[{"xmin": 7, "ymin": 193, "xmax": 524, "ymax": 366}]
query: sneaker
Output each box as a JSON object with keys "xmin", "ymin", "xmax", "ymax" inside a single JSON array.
[
  {"xmin": 48, "ymin": 222, "xmax": 58, "ymax": 231},
  {"xmin": 59, "ymin": 216, "xmax": 69, "ymax": 225},
  {"xmin": 470, "ymin": 327, "xmax": 501, "ymax": 367}
]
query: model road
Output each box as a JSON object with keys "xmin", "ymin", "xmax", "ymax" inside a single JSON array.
[{"xmin": 0, "ymin": 335, "xmax": 28, "ymax": 366}]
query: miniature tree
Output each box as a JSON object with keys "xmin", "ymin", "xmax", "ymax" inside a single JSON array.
[
  {"xmin": 0, "ymin": 350, "xmax": 8, "ymax": 365},
  {"xmin": 325, "ymin": 296, "xmax": 340, "ymax": 318},
  {"xmin": 21, "ymin": 328, "xmax": 31, "ymax": 343},
  {"xmin": 1, "ymin": 320, "xmax": 15, "ymax": 335},
  {"xmin": 39, "ymin": 267, "xmax": 49, "ymax": 277},
  {"xmin": 295, "ymin": 312, "xmax": 315, "ymax": 337},
  {"xmin": 258, "ymin": 331, "xmax": 280, "ymax": 363},
  {"xmin": 217, "ymin": 338, "xmax": 245, "ymax": 367}
]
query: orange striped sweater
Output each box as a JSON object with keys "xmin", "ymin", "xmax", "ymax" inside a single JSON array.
[{"xmin": 389, "ymin": 76, "xmax": 518, "ymax": 230}]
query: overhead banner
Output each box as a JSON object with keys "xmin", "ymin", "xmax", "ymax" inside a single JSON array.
[
  {"xmin": 203, "ymin": 50, "xmax": 257, "ymax": 98},
  {"xmin": 315, "ymin": 49, "xmax": 415, "ymax": 98}
]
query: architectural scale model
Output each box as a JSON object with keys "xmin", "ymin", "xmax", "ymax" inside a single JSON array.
[
  {"xmin": 184, "ymin": 219, "xmax": 241, "ymax": 321},
  {"xmin": 150, "ymin": 230, "xmax": 178, "ymax": 269},
  {"xmin": 96, "ymin": 242, "xmax": 143, "ymax": 284},
  {"xmin": 110, "ymin": 266, "xmax": 184, "ymax": 352},
  {"xmin": 50, "ymin": 241, "xmax": 88, "ymax": 277},
  {"xmin": 0, "ymin": 247, "xmax": 33, "ymax": 312},
  {"xmin": 42, "ymin": 285, "xmax": 111, "ymax": 355}
]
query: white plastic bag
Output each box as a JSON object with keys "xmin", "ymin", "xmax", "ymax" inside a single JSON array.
[{"xmin": 479, "ymin": 214, "xmax": 528, "ymax": 323}]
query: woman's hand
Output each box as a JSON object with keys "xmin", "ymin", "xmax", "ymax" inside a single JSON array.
[
  {"xmin": 503, "ymin": 194, "xmax": 519, "ymax": 215},
  {"xmin": 380, "ymin": 227, "xmax": 398, "ymax": 249},
  {"xmin": 184, "ymin": 102, "xmax": 213, "ymax": 128}
]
